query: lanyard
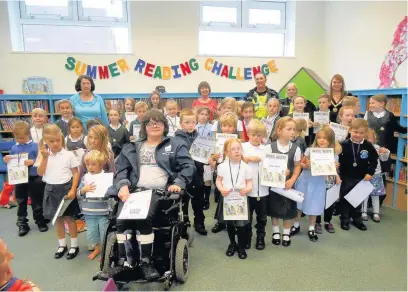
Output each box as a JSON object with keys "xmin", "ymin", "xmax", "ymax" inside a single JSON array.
[
  {"xmin": 17, "ymin": 153, "xmax": 22, "ymax": 166},
  {"xmin": 229, "ymin": 160, "xmax": 241, "ymax": 189},
  {"xmin": 167, "ymin": 116, "xmax": 177, "ymax": 131},
  {"xmin": 351, "ymin": 141, "xmax": 361, "ymax": 167}
]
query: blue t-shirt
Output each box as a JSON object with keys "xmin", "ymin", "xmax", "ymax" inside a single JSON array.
[
  {"xmin": 10, "ymin": 141, "xmax": 39, "ymax": 177},
  {"xmin": 69, "ymin": 93, "xmax": 109, "ymax": 130}
]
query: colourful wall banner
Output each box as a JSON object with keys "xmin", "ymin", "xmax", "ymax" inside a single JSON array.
[
  {"xmin": 133, "ymin": 58, "xmax": 199, "ymax": 79},
  {"xmin": 65, "ymin": 57, "xmax": 130, "ymax": 79},
  {"xmin": 204, "ymin": 58, "xmax": 278, "ymax": 80}
]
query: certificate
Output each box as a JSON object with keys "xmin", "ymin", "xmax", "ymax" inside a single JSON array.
[
  {"xmin": 203, "ymin": 164, "xmax": 213, "ymax": 181},
  {"xmin": 7, "ymin": 153, "xmax": 29, "ymax": 185},
  {"xmin": 330, "ymin": 122, "xmax": 349, "ymax": 142},
  {"xmin": 133, "ymin": 124, "xmax": 141, "ymax": 141},
  {"xmin": 310, "ymin": 148, "xmax": 337, "ymax": 176},
  {"xmin": 344, "ymin": 180, "xmax": 375, "ymax": 208},
  {"xmin": 270, "ymin": 187, "xmax": 304, "ymax": 203},
  {"xmin": 190, "ymin": 136, "xmax": 215, "ymax": 164},
  {"xmin": 313, "ymin": 111, "xmax": 330, "ymax": 133},
  {"xmin": 84, "ymin": 172, "xmax": 114, "ymax": 198},
  {"xmin": 260, "ymin": 153, "xmax": 288, "ymax": 188},
  {"xmin": 125, "ymin": 113, "xmax": 137, "ymax": 131},
  {"xmin": 117, "ymin": 190, "xmax": 152, "ymax": 220},
  {"xmin": 215, "ymin": 133, "xmax": 237, "ymax": 163},
  {"xmin": 325, "ymin": 183, "xmax": 341, "ymax": 209},
  {"xmin": 72, "ymin": 148, "xmax": 85, "ymax": 166},
  {"xmin": 223, "ymin": 190, "xmax": 248, "ymax": 221}
]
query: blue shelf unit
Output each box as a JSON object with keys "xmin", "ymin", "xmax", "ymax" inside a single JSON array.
[{"xmin": 350, "ymin": 88, "xmax": 407, "ymax": 210}]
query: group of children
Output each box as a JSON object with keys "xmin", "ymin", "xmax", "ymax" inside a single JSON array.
[{"xmin": 2, "ymin": 87, "xmax": 406, "ymax": 264}]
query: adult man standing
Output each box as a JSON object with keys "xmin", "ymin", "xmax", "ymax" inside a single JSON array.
[{"xmin": 244, "ymin": 73, "xmax": 279, "ymax": 119}]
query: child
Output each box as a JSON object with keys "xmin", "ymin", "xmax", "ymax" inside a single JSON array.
[
  {"xmin": 147, "ymin": 90, "xmax": 165, "ymax": 114},
  {"xmin": 196, "ymin": 107, "xmax": 213, "ymax": 138},
  {"xmin": 293, "ymin": 126, "xmax": 341, "ymax": 241},
  {"xmin": 268, "ymin": 117, "xmax": 302, "ymax": 247},
  {"xmin": 55, "ymin": 100, "xmax": 73, "ymax": 137},
  {"xmin": 338, "ymin": 106, "xmax": 355, "ymax": 127},
  {"xmin": 209, "ymin": 113, "xmax": 239, "ymax": 233},
  {"xmin": 240, "ymin": 102, "xmax": 255, "ymax": 142},
  {"xmin": 175, "ymin": 109, "xmax": 207, "ymax": 235},
  {"xmin": 361, "ymin": 129, "xmax": 390, "ymax": 222},
  {"xmin": 108, "ymin": 109, "xmax": 130, "ymax": 158},
  {"xmin": 242, "ymin": 120, "xmax": 269, "ymax": 250},
  {"xmin": 65, "ymin": 117, "xmax": 87, "ymax": 164},
  {"xmin": 338, "ymin": 119, "xmax": 378, "ymax": 231},
  {"xmin": 365, "ymin": 94, "xmax": 407, "ymax": 153},
  {"xmin": 342, "ymin": 96, "xmax": 362, "ymax": 118},
  {"xmin": 37, "ymin": 124, "xmax": 80, "ymax": 259},
  {"xmin": 80, "ymin": 125, "xmax": 116, "ymax": 179},
  {"xmin": 215, "ymin": 138, "xmax": 252, "ymax": 259},
  {"xmin": 129, "ymin": 101, "xmax": 148, "ymax": 141},
  {"xmin": 120, "ymin": 97, "xmax": 136, "ymax": 126},
  {"xmin": 77, "ymin": 150, "xmax": 110, "ymax": 260},
  {"xmin": 317, "ymin": 93, "xmax": 337, "ymax": 123},
  {"xmin": 263, "ymin": 98, "xmax": 281, "ymax": 143},
  {"xmin": 165, "ymin": 99, "xmax": 181, "ymax": 137},
  {"xmin": 291, "ymin": 96, "xmax": 314, "ymax": 145},
  {"xmin": 211, "ymin": 97, "xmax": 245, "ymax": 140},
  {"xmin": 237, "ymin": 100, "xmax": 245, "ymax": 119},
  {"xmin": 292, "ymin": 119, "xmax": 308, "ymax": 155},
  {"xmin": 3, "ymin": 121, "xmax": 47, "ymax": 236},
  {"xmin": 30, "ymin": 108, "xmax": 48, "ymax": 143}
]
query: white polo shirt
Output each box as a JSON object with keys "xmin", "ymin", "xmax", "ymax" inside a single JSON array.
[
  {"xmin": 242, "ymin": 142, "xmax": 269, "ymax": 197},
  {"xmin": 42, "ymin": 148, "xmax": 80, "ymax": 184}
]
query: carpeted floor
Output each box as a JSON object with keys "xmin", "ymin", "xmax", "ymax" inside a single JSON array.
[{"xmin": 0, "ymin": 202, "xmax": 406, "ymax": 291}]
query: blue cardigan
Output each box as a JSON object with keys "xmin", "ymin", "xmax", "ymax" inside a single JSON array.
[{"xmin": 69, "ymin": 92, "xmax": 109, "ymax": 129}]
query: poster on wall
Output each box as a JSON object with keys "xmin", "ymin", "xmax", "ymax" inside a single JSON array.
[{"xmin": 22, "ymin": 77, "xmax": 52, "ymax": 94}]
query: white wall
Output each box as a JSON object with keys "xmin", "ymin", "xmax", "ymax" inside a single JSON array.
[
  {"xmin": 0, "ymin": 1, "xmax": 325, "ymax": 94},
  {"xmin": 324, "ymin": 1, "xmax": 407, "ymax": 90}
]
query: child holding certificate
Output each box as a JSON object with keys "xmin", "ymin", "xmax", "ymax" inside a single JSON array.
[
  {"xmin": 211, "ymin": 97, "xmax": 245, "ymax": 140},
  {"xmin": 290, "ymin": 96, "xmax": 314, "ymax": 145},
  {"xmin": 242, "ymin": 120, "xmax": 269, "ymax": 250},
  {"xmin": 317, "ymin": 94, "xmax": 337, "ymax": 123},
  {"xmin": 216, "ymin": 138, "xmax": 252, "ymax": 259},
  {"xmin": 3, "ymin": 121, "xmax": 48, "ymax": 237},
  {"xmin": 268, "ymin": 117, "xmax": 302, "ymax": 247},
  {"xmin": 263, "ymin": 98, "xmax": 280, "ymax": 144},
  {"xmin": 293, "ymin": 127, "xmax": 341, "ymax": 241},
  {"xmin": 120, "ymin": 97, "xmax": 136, "ymax": 126},
  {"xmin": 338, "ymin": 119, "xmax": 378, "ymax": 231},
  {"xmin": 77, "ymin": 150, "xmax": 110, "ymax": 260},
  {"xmin": 129, "ymin": 101, "xmax": 148, "ymax": 141}
]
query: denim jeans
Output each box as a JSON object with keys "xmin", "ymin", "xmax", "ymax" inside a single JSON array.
[{"xmin": 84, "ymin": 215, "xmax": 109, "ymax": 245}]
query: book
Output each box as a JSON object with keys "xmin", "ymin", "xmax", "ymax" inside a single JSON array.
[
  {"xmin": 52, "ymin": 198, "xmax": 73, "ymax": 225},
  {"xmin": 0, "ymin": 100, "xmax": 49, "ymax": 114}
]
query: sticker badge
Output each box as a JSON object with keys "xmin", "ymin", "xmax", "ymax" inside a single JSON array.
[{"xmin": 360, "ymin": 150, "xmax": 369, "ymax": 159}]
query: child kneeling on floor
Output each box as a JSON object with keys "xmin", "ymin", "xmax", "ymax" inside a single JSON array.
[{"xmin": 77, "ymin": 150, "xmax": 110, "ymax": 260}]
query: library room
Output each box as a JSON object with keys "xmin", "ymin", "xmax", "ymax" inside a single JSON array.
[{"xmin": 0, "ymin": 0, "xmax": 406, "ymax": 291}]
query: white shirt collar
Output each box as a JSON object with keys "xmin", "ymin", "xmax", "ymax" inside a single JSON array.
[
  {"xmin": 110, "ymin": 124, "xmax": 121, "ymax": 131},
  {"xmin": 267, "ymin": 114, "xmax": 279, "ymax": 122},
  {"xmin": 62, "ymin": 116, "xmax": 71, "ymax": 123},
  {"xmin": 68, "ymin": 134, "xmax": 84, "ymax": 142},
  {"xmin": 351, "ymin": 138, "xmax": 364, "ymax": 144},
  {"xmin": 16, "ymin": 140, "xmax": 33, "ymax": 145},
  {"xmin": 372, "ymin": 111, "xmax": 386, "ymax": 118}
]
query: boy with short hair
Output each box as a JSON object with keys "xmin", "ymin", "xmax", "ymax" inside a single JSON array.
[
  {"xmin": 30, "ymin": 108, "xmax": 48, "ymax": 143},
  {"xmin": 129, "ymin": 101, "xmax": 148, "ymax": 141},
  {"xmin": 343, "ymin": 96, "xmax": 362, "ymax": 118},
  {"xmin": 317, "ymin": 94, "xmax": 337, "ymax": 123},
  {"xmin": 338, "ymin": 119, "xmax": 378, "ymax": 231},
  {"xmin": 108, "ymin": 109, "xmax": 130, "ymax": 158},
  {"xmin": 165, "ymin": 99, "xmax": 181, "ymax": 137},
  {"xmin": 55, "ymin": 99, "xmax": 73, "ymax": 137},
  {"xmin": 175, "ymin": 109, "xmax": 207, "ymax": 235},
  {"xmin": 3, "ymin": 121, "xmax": 47, "ymax": 236}
]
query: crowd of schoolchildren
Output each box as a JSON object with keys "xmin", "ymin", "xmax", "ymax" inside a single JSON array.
[{"xmin": 1, "ymin": 73, "xmax": 407, "ymax": 289}]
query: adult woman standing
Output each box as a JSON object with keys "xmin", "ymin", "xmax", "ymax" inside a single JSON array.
[
  {"xmin": 328, "ymin": 74, "xmax": 351, "ymax": 120},
  {"xmin": 69, "ymin": 75, "xmax": 109, "ymax": 130},
  {"xmin": 280, "ymin": 83, "xmax": 316, "ymax": 116},
  {"xmin": 192, "ymin": 81, "xmax": 217, "ymax": 120}
]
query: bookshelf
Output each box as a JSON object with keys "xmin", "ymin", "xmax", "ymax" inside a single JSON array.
[{"xmin": 351, "ymin": 88, "xmax": 407, "ymax": 211}]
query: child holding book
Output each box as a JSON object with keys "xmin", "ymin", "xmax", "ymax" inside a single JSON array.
[
  {"xmin": 165, "ymin": 99, "xmax": 181, "ymax": 137},
  {"xmin": 216, "ymin": 138, "xmax": 252, "ymax": 259},
  {"xmin": 108, "ymin": 109, "xmax": 130, "ymax": 158},
  {"xmin": 77, "ymin": 150, "xmax": 111, "ymax": 260},
  {"xmin": 30, "ymin": 108, "xmax": 48, "ymax": 143},
  {"xmin": 129, "ymin": 101, "xmax": 148, "ymax": 141},
  {"xmin": 55, "ymin": 99, "xmax": 73, "ymax": 137},
  {"xmin": 3, "ymin": 121, "xmax": 48, "ymax": 236}
]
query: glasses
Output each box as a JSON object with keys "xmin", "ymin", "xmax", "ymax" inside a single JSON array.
[{"xmin": 146, "ymin": 121, "xmax": 164, "ymax": 128}]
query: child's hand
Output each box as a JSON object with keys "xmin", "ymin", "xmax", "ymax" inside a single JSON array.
[
  {"xmin": 248, "ymin": 156, "xmax": 261, "ymax": 163},
  {"xmin": 336, "ymin": 176, "xmax": 342, "ymax": 185},
  {"xmin": 118, "ymin": 185, "xmax": 130, "ymax": 202},
  {"xmin": 24, "ymin": 159, "xmax": 34, "ymax": 167},
  {"xmin": 335, "ymin": 161, "xmax": 340, "ymax": 169},
  {"xmin": 313, "ymin": 122, "xmax": 320, "ymax": 128},
  {"xmin": 308, "ymin": 120, "xmax": 313, "ymax": 128},
  {"xmin": 220, "ymin": 188, "xmax": 231, "ymax": 196},
  {"xmin": 300, "ymin": 157, "xmax": 310, "ymax": 169},
  {"xmin": 363, "ymin": 174, "xmax": 372, "ymax": 181},
  {"xmin": 130, "ymin": 136, "xmax": 134, "ymax": 141},
  {"xmin": 40, "ymin": 146, "xmax": 49, "ymax": 158},
  {"xmin": 239, "ymin": 188, "xmax": 250, "ymax": 196},
  {"xmin": 123, "ymin": 120, "xmax": 129, "ymax": 125},
  {"xmin": 285, "ymin": 178, "xmax": 295, "ymax": 190},
  {"xmin": 3, "ymin": 155, "xmax": 11, "ymax": 163},
  {"xmin": 82, "ymin": 183, "xmax": 96, "ymax": 194},
  {"xmin": 285, "ymin": 168, "xmax": 291, "ymax": 176},
  {"xmin": 168, "ymin": 184, "xmax": 181, "ymax": 193},
  {"xmin": 65, "ymin": 191, "xmax": 75, "ymax": 200}
]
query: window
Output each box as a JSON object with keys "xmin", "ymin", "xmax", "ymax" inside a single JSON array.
[
  {"xmin": 8, "ymin": 0, "xmax": 131, "ymax": 54},
  {"xmin": 199, "ymin": 0, "xmax": 295, "ymax": 57}
]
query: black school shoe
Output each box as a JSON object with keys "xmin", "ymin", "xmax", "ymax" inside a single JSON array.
[
  {"xmin": 290, "ymin": 225, "xmax": 300, "ymax": 236},
  {"xmin": 340, "ymin": 220, "xmax": 350, "ymax": 231},
  {"xmin": 271, "ymin": 233, "xmax": 281, "ymax": 246},
  {"xmin": 226, "ymin": 243, "xmax": 237, "ymax": 257},
  {"xmin": 308, "ymin": 230, "xmax": 318, "ymax": 242},
  {"xmin": 212, "ymin": 223, "xmax": 226, "ymax": 233},
  {"xmin": 194, "ymin": 224, "xmax": 208, "ymax": 236},
  {"xmin": 37, "ymin": 222, "xmax": 48, "ymax": 232},
  {"xmin": 202, "ymin": 202, "xmax": 210, "ymax": 210},
  {"xmin": 54, "ymin": 246, "xmax": 68, "ymax": 259},
  {"xmin": 18, "ymin": 225, "xmax": 30, "ymax": 237},
  {"xmin": 237, "ymin": 248, "xmax": 247, "ymax": 260},
  {"xmin": 66, "ymin": 247, "xmax": 79, "ymax": 260},
  {"xmin": 352, "ymin": 220, "xmax": 367, "ymax": 231},
  {"xmin": 281, "ymin": 234, "xmax": 291, "ymax": 247},
  {"xmin": 255, "ymin": 236, "xmax": 265, "ymax": 250}
]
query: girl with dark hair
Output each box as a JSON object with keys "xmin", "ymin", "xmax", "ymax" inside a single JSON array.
[
  {"xmin": 146, "ymin": 91, "xmax": 165, "ymax": 114},
  {"xmin": 69, "ymin": 75, "xmax": 109, "ymax": 130}
]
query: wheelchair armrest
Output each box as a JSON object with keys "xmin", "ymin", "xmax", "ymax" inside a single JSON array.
[{"xmin": 168, "ymin": 194, "xmax": 181, "ymax": 200}]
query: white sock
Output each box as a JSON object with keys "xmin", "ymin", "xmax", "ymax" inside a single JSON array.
[
  {"xmin": 272, "ymin": 225, "xmax": 280, "ymax": 234},
  {"xmin": 294, "ymin": 222, "xmax": 300, "ymax": 228},
  {"xmin": 70, "ymin": 237, "xmax": 78, "ymax": 248},
  {"xmin": 372, "ymin": 196, "xmax": 380, "ymax": 214},
  {"xmin": 309, "ymin": 225, "xmax": 315, "ymax": 231},
  {"xmin": 58, "ymin": 238, "xmax": 66, "ymax": 247},
  {"xmin": 283, "ymin": 228, "xmax": 290, "ymax": 236}
]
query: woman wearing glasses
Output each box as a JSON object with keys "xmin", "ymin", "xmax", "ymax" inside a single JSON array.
[{"xmin": 111, "ymin": 110, "xmax": 195, "ymax": 281}]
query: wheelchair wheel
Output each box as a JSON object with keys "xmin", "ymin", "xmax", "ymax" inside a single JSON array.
[
  {"xmin": 102, "ymin": 232, "xmax": 117, "ymax": 272},
  {"xmin": 174, "ymin": 238, "xmax": 189, "ymax": 283}
]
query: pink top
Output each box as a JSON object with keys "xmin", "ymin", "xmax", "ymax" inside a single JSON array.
[{"xmin": 192, "ymin": 98, "xmax": 217, "ymax": 120}]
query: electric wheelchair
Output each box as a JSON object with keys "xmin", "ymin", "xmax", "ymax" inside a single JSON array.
[{"xmin": 93, "ymin": 187, "xmax": 194, "ymax": 290}]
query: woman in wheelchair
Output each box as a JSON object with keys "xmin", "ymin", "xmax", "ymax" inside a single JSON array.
[{"xmin": 111, "ymin": 110, "xmax": 194, "ymax": 281}]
